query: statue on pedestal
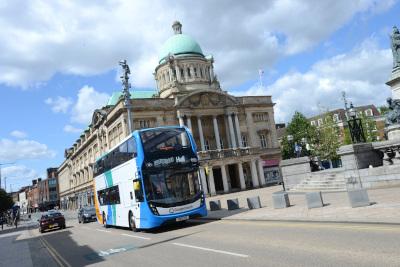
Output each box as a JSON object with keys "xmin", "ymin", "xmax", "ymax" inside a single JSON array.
[
  {"xmin": 391, "ymin": 26, "xmax": 400, "ymax": 70},
  {"xmin": 385, "ymin": 97, "xmax": 400, "ymax": 126}
]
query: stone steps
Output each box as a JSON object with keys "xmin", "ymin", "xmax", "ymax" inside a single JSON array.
[{"xmin": 291, "ymin": 173, "xmax": 346, "ymax": 191}]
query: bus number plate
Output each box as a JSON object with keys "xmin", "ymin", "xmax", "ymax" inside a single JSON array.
[{"xmin": 176, "ymin": 216, "xmax": 189, "ymax": 222}]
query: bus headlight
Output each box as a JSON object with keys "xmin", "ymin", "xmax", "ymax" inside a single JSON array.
[{"xmin": 149, "ymin": 203, "xmax": 159, "ymax": 215}]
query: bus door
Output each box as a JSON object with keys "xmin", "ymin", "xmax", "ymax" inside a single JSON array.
[{"xmin": 132, "ymin": 172, "xmax": 144, "ymax": 218}]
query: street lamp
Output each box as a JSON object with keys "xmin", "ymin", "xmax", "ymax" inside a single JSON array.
[
  {"xmin": 347, "ymin": 102, "xmax": 366, "ymax": 143},
  {"xmin": 119, "ymin": 60, "xmax": 133, "ymax": 133},
  {"xmin": 346, "ymin": 102, "xmax": 364, "ymax": 188}
]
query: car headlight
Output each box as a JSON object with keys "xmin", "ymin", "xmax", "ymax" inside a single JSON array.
[{"xmin": 84, "ymin": 213, "xmax": 89, "ymax": 217}]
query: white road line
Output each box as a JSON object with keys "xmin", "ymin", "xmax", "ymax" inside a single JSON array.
[
  {"xmin": 96, "ymin": 229, "xmax": 111, "ymax": 233},
  {"xmin": 172, "ymin": 242, "xmax": 249, "ymax": 258},
  {"xmin": 121, "ymin": 233, "xmax": 151, "ymax": 240}
]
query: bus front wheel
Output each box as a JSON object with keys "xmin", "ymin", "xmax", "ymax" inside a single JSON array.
[{"xmin": 129, "ymin": 212, "xmax": 138, "ymax": 232}]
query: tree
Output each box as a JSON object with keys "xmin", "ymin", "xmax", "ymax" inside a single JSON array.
[
  {"xmin": 282, "ymin": 111, "xmax": 317, "ymax": 159},
  {"xmin": 313, "ymin": 114, "xmax": 341, "ymax": 161},
  {"xmin": 378, "ymin": 105, "xmax": 389, "ymax": 116},
  {"xmin": 0, "ymin": 189, "xmax": 14, "ymax": 213}
]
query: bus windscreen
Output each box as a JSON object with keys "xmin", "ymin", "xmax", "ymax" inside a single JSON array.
[{"xmin": 140, "ymin": 128, "xmax": 190, "ymax": 153}]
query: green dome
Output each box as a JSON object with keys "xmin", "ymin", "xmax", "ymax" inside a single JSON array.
[
  {"xmin": 159, "ymin": 34, "xmax": 204, "ymax": 63},
  {"xmin": 106, "ymin": 90, "xmax": 157, "ymax": 106}
]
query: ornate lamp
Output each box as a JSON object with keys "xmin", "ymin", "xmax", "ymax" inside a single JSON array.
[{"xmin": 347, "ymin": 103, "xmax": 366, "ymax": 143}]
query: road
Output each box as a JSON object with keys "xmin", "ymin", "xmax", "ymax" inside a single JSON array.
[{"xmin": 1, "ymin": 218, "xmax": 400, "ymax": 267}]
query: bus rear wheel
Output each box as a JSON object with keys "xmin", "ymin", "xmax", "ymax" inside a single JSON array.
[{"xmin": 129, "ymin": 212, "xmax": 138, "ymax": 232}]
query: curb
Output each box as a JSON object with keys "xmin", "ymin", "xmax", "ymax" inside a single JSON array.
[{"xmin": 218, "ymin": 217, "xmax": 400, "ymax": 226}]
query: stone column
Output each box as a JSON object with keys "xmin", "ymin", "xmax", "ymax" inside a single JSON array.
[
  {"xmin": 178, "ymin": 116, "xmax": 185, "ymax": 127},
  {"xmin": 213, "ymin": 115, "xmax": 221, "ymax": 150},
  {"xmin": 234, "ymin": 113, "xmax": 242, "ymax": 147},
  {"xmin": 186, "ymin": 116, "xmax": 193, "ymax": 133},
  {"xmin": 257, "ymin": 159, "xmax": 266, "ymax": 186},
  {"xmin": 183, "ymin": 65, "xmax": 188, "ymax": 81},
  {"xmin": 250, "ymin": 159, "xmax": 259, "ymax": 188},
  {"xmin": 245, "ymin": 111, "xmax": 257, "ymax": 147},
  {"xmin": 199, "ymin": 167, "xmax": 208, "ymax": 195},
  {"xmin": 207, "ymin": 167, "xmax": 216, "ymax": 196},
  {"xmin": 175, "ymin": 65, "xmax": 181, "ymax": 82},
  {"xmin": 220, "ymin": 165, "xmax": 229, "ymax": 193},
  {"xmin": 210, "ymin": 66, "xmax": 214, "ymax": 81},
  {"xmin": 197, "ymin": 116, "xmax": 206, "ymax": 151},
  {"xmin": 227, "ymin": 114, "xmax": 237, "ymax": 148},
  {"xmin": 238, "ymin": 162, "xmax": 246, "ymax": 190},
  {"xmin": 178, "ymin": 115, "xmax": 187, "ymax": 146}
]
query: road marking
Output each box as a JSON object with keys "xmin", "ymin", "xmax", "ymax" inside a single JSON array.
[
  {"xmin": 96, "ymin": 229, "xmax": 111, "ymax": 233},
  {"xmin": 172, "ymin": 242, "xmax": 249, "ymax": 258},
  {"xmin": 121, "ymin": 233, "xmax": 151, "ymax": 240},
  {"xmin": 40, "ymin": 237, "xmax": 72, "ymax": 267}
]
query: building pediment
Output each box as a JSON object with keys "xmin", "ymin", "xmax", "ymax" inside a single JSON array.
[{"xmin": 176, "ymin": 90, "xmax": 238, "ymax": 108}]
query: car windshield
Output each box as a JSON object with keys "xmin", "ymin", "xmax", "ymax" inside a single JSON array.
[
  {"xmin": 143, "ymin": 168, "xmax": 201, "ymax": 205},
  {"xmin": 83, "ymin": 207, "xmax": 95, "ymax": 213}
]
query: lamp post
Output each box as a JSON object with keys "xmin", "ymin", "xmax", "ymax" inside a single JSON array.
[
  {"xmin": 0, "ymin": 162, "xmax": 15, "ymax": 190},
  {"xmin": 347, "ymin": 102, "xmax": 366, "ymax": 143},
  {"xmin": 119, "ymin": 60, "xmax": 133, "ymax": 133},
  {"xmin": 346, "ymin": 102, "xmax": 365, "ymax": 188},
  {"xmin": 287, "ymin": 134, "xmax": 294, "ymax": 158}
]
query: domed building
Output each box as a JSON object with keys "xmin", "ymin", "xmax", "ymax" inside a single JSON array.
[{"xmin": 58, "ymin": 22, "xmax": 281, "ymax": 209}]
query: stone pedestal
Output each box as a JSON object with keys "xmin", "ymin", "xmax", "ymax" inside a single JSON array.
[
  {"xmin": 386, "ymin": 124, "xmax": 400, "ymax": 141},
  {"xmin": 386, "ymin": 69, "xmax": 400, "ymax": 99},
  {"xmin": 385, "ymin": 69, "xmax": 400, "ymax": 141}
]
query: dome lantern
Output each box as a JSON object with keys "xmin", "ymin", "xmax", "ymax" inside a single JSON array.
[{"xmin": 172, "ymin": 21, "xmax": 182, "ymax": 35}]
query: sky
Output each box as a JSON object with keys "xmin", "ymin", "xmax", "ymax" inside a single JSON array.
[{"xmin": 0, "ymin": 0, "xmax": 399, "ymax": 191}]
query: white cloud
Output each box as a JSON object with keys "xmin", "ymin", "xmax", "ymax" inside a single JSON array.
[
  {"xmin": 1, "ymin": 165, "xmax": 39, "ymax": 191},
  {"xmin": 45, "ymin": 96, "xmax": 73, "ymax": 113},
  {"xmin": 71, "ymin": 85, "xmax": 110, "ymax": 125},
  {"xmin": 235, "ymin": 38, "xmax": 392, "ymax": 123},
  {"xmin": 10, "ymin": 130, "xmax": 28, "ymax": 139},
  {"xmin": 63, "ymin": 124, "xmax": 83, "ymax": 134},
  {"xmin": 0, "ymin": 0, "xmax": 391, "ymax": 89},
  {"xmin": 0, "ymin": 138, "xmax": 56, "ymax": 162}
]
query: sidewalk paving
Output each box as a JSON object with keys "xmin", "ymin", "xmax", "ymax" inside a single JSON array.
[{"xmin": 204, "ymin": 185, "xmax": 400, "ymax": 224}]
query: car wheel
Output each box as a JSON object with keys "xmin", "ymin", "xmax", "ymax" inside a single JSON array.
[
  {"xmin": 129, "ymin": 212, "xmax": 138, "ymax": 232},
  {"xmin": 78, "ymin": 218, "xmax": 81, "ymax": 224}
]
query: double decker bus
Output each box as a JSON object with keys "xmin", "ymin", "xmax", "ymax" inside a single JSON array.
[{"xmin": 93, "ymin": 126, "xmax": 207, "ymax": 231}]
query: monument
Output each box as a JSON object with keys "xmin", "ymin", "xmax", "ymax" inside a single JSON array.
[{"xmin": 385, "ymin": 26, "xmax": 400, "ymax": 140}]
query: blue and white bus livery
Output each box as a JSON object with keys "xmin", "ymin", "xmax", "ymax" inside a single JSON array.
[{"xmin": 93, "ymin": 126, "xmax": 207, "ymax": 231}]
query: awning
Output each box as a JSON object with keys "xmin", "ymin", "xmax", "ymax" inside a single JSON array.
[{"xmin": 263, "ymin": 159, "xmax": 280, "ymax": 167}]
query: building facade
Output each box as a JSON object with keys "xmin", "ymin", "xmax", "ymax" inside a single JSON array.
[
  {"xmin": 308, "ymin": 105, "xmax": 386, "ymax": 143},
  {"xmin": 58, "ymin": 21, "xmax": 281, "ymax": 209}
]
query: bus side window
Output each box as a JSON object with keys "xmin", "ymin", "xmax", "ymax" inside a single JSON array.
[
  {"xmin": 127, "ymin": 138, "xmax": 137, "ymax": 157},
  {"xmin": 133, "ymin": 179, "xmax": 144, "ymax": 202}
]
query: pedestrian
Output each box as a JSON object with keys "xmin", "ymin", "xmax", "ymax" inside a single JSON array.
[{"xmin": 0, "ymin": 213, "xmax": 4, "ymax": 230}]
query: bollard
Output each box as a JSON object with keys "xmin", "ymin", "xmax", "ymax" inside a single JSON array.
[
  {"xmin": 347, "ymin": 189, "xmax": 370, "ymax": 208},
  {"xmin": 209, "ymin": 200, "xmax": 221, "ymax": 211},
  {"xmin": 272, "ymin": 192, "xmax": 290, "ymax": 209},
  {"xmin": 306, "ymin": 192, "xmax": 324, "ymax": 209},
  {"xmin": 227, "ymin": 198, "xmax": 240, "ymax": 210},
  {"xmin": 247, "ymin": 196, "xmax": 262, "ymax": 209}
]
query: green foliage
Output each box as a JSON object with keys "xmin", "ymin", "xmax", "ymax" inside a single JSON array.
[
  {"xmin": 313, "ymin": 114, "xmax": 341, "ymax": 161},
  {"xmin": 343, "ymin": 113, "xmax": 378, "ymax": 144},
  {"xmin": 0, "ymin": 189, "xmax": 14, "ymax": 213},
  {"xmin": 282, "ymin": 111, "xmax": 317, "ymax": 159},
  {"xmin": 378, "ymin": 105, "xmax": 389, "ymax": 115}
]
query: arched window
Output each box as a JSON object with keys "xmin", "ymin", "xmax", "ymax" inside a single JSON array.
[
  {"xmin": 187, "ymin": 68, "xmax": 191, "ymax": 78},
  {"xmin": 194, "ymin": 67, "xmax": 197, "ymax": 77},
  {"xmin": 180, "ymin": 68, "xmax": 184, "ymax": 80},
  {"xmin": 200, "ymin": 67, "xmax": 203, "ymax": 78}
]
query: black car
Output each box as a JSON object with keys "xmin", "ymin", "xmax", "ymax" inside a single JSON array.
[
  {"xmin": 78, "ymin": 206, "xmax": 97, "ymax": 223},
  {"xmin": 39, "ymin": 210, "xmax": 66, "ymax": 233}
]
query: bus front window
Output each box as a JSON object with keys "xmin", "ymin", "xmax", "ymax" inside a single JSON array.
[{"xmin": 144, "ymin": 169, "xmax": 201, "ymax": 205}]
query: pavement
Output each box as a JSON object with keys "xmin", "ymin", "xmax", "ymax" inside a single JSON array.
[
  {"xmin": 2, "ymin": 217, "xmax": 400, "ymax": 267},
  {"xmin": 204, "ymin": 185, "xmax": 400, "ymax": 224}
]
